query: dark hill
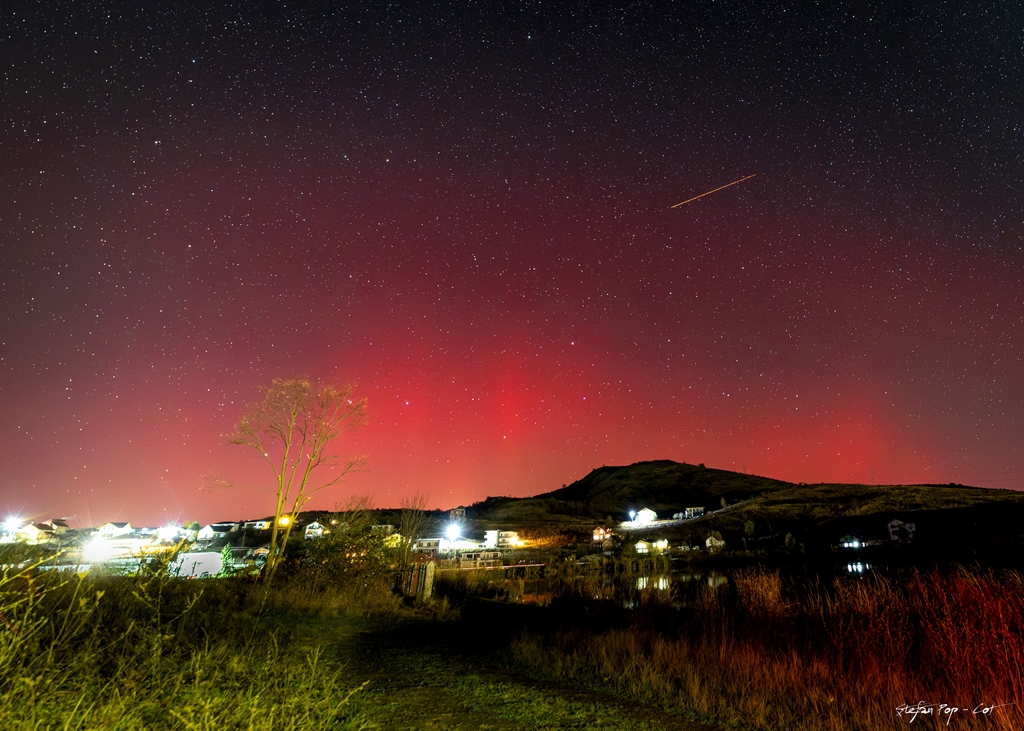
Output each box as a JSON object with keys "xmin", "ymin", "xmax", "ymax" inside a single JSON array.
[
  {"xmin": 464, "ymin": 461, "xmax": 1024, "ymax": 553},
  {"xmin": 467, "ymin": 460, "xmax": 794, "ymax": 526},
  {"xmin": 537, "ymin": 460, "xmax": 793, "ymax": 516}
]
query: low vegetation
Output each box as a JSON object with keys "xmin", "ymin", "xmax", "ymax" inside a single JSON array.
[
  {"xmin": 0, "ymin": 556, "xmax": 378, "ymax": 730},
  {"xmin": 505, "ymin": 566, "xmax": 1024, "ymax": 731}
]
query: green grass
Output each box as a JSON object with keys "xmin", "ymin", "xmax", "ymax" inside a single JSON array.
[
  {"xmin": 322, "ymin": 611, "xmax": 717, "ymax": 731},
  {"xmin": 453, "ymin": 675, "xmax": 669, "ymax": 730},
  {"xmin": 0, "ymin": 563, "xmax": 377, "ymax": 731},
  {"xmin": 0, "ymin": 554, "xmax": 715, "ymax": 731}
]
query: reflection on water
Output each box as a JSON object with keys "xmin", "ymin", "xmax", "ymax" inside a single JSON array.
[
  {"xmin": 635, "ymin": 576, "xmax": 672, "ymax": 591},
  {"xmin": 508, "ymin": 560, "xmax": 925, "ymax": 609},
  {"xmin": 672, "ymin": 571, "xmax": 728, "ymax": 588},
  {"xmin": 517, "ymin": 567, "xmax": 734, "ymax": 606}
]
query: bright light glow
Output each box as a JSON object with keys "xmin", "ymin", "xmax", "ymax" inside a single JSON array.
[
  {"xmin": 445, "ymin": 523, "xmax": 461, "ymax": 541},
  {"xmin": 4, "ymin": 517, "xmax": 22, "ymax": 533},
  {"xmin": 84, "ymin": 537, "xmax": 114, "ymax": 563},
  {"xmin": 157, "ymin": 525, "xmax": 180, "ymax": 542},
  {"xmin": 278, "ymin": 515, "xmax": 291, "ymax": 527},
  {"xmin": 633, "ymin": 508, "xmax": 657, "ymax": 525},
  {"xmin": 628, "ymin": 510, "xmax": 636, "ymax": 520}
]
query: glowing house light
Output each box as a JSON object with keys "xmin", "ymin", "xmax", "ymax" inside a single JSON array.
[{"xmin": 84, "ymin": 537, "xmax": 114, "ymax": 563}]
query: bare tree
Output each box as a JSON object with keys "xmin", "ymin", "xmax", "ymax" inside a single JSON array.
[
  {"xmin": 229, "ymin": 378, "xmax": 367, "ymax": 581},
  {"xmin": 395, "ymin": 492, "xmax": 430, "ymax": 568}
]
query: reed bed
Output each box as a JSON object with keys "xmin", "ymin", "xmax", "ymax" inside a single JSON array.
[{"xmin": 509, "ymin": 567, "xmax": 1024, "ymax": 731}]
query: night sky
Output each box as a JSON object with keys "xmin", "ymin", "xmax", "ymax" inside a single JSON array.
[{"xmin": 2, "ymin": 2, "xmax": 1022, "ymax": 527}]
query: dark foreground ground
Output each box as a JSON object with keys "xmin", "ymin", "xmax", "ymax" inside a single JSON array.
[{"xmin": 286, "ymin": 600, "xmax": 728, "ymax": 731}]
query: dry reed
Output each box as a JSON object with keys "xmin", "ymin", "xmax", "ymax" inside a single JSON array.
[{"xmin": 509, "ymin": 567, "xmax": 1024, "ymax": 731}]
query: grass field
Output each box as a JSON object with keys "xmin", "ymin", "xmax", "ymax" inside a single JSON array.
[
  {"xmin": 7, "ymin": 543, "xmax": 1023, "ymax": 731},
  {"xmin": 0, "ymin": 564, "xmax": 379, "ymax": 731},
  {"xmin": 0, "ymin": 558, "xmax": 719, "ymax": 731}
]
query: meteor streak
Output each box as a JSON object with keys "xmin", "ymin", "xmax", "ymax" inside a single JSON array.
[{"xmin": 671, "ymin": 173, "xmax": 756, "ymax": 208}]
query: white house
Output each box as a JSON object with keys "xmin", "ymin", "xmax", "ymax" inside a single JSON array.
[
  {"xmin": 636, "ymin": 538, "xmax": 668, "ymax": 555},
  {"xmin": 840, "ymin": 534, "xmax": 862, "ymax": 549},
  {"xmin": 413, "ymin": 538, "xmax": 442, "ymax": 555},
  {"xmin": 634, "ymin": 508, "xmax": 657, "ymax": 525},
  {"xmin": 19, "ymin": 523, "xmax": 55, "ymax": 545},
  {"xmin": 97, "ymin": 522, "xmax": 132, "ymax": 538},
  {"xmin": 304, "ymin": 522, "xmax": 327, "ymax": 540},
  {"xmin": 244, "ymin": 519, "xmax": 272, "ymax": 531},
  {"xmin": 706, "ymin": 534, "xmax": 726, "ymax": 553},
  {"xmin": 483, "ymin": 530, "xmax": 522, "ymax": 549},
  {"xmin": 197, "ymin": 523, "xmax": 235, "ymax": 541},
  {"xmin": 457, "ymin": 551, "xmax": 503, "ymax": 569},
  {"xmin": 888, "ymin": 519, "xmax": 916, "ymax": 543}
]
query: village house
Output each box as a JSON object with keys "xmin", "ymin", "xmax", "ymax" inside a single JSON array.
[
  {"xmin": 45, "ymin": 519, "xmax": 70, "ymax": 535},
  {"xmin": 196, "ymin": 523, "xmax": 236, "ymax": 542},
  {"xmin": 413, "ymin": 537, "xmax": 442, "ymax": 555},
  {"xmin": 301, "ymin": 520, "xmax": 325, "ymax": 536},
  {"xmin": 705, "ymin": 534, "xmax": 726, "ymax": 553},
  {"xmin": 304, "ymin": 522, "xmax": 327, "ymax": 540},
  {"xmin": 96, "ymin": 522, "xmax": 132, "ymax": 538},
  {"xmin": 19, "ymin": 523, "xmax": 55, "ymax": 545},
  {"xmin": 839, "ymin": 534, "xmax": 862, "ymax": 549},
  {"xmin": 888, "ymin": 519, "xmax": 916, "ymax": 543},
  {"xmin": 636, "ymin": 538, "xmax": 668, "ymax": 554},
  {"xmin": 633, "ymin": 508, "xmax": 658, "ymax": 525},
  {"xmin": 840, "ymin": 531, "xmax": 885, "ymax": 550},
  {"xmin": 457, "ymin": 551, "xmax": 503, "ymax": 569},
  {"xmin": 483, "ymin": 530, "xmax": 521, "ymax": 550}
]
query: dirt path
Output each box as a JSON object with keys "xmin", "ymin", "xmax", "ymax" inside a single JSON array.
[{"xmin": 292, "ymin": 609, "xmax": 731, "ymax": 731}]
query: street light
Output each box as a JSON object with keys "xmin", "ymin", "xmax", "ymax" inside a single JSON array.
[{"xmin": 445, "ymin": 523, "xmax": 461, "ymax": 541}]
